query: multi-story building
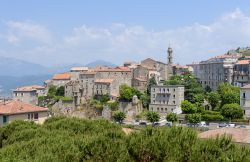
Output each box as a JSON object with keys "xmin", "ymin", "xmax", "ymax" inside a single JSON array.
[
  {"xmin": 46, "ymin": 73, "xmax": 71, "ymax": 87},
  {"xmin": 197, "ymin": 54, "xmax": 240, "ymax": 90},
  {"xmin": 70, "ymin": 67, "xmax": 88, "ymax": 80},
  {"xmin": 94, "ymin": 79, "xmax": 118, "ymax": 99},
  {"xmin": 13, "ymin": 85, "xmax": 45, "ymax": 105},
  {"xmin": 233, "ymin": 60, "xmax": 250, "ymax": 87},
  {"xmin": 240, "ymin": 84, "xmax": 250, "ymax": 118},
  {"xmin": 149, "ymin": 85, "xmax": 184, "ymax": 114}
]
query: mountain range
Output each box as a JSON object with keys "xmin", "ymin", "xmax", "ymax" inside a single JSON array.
[{"xmin": 0, "ymin": 57, "xmax": 116, "ymax": 96}]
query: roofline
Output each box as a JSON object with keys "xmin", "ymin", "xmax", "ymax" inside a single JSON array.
[{"xmin": 0, "ymin": 109, "xmax": 49, "ymax": 115}]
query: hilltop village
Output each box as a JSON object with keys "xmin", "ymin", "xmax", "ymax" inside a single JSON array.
[{"xmin": 2, "ymin": 46, "xmax": 250, "ymax": 126}]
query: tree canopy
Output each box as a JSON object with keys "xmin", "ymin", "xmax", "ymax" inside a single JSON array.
[
  {"xmin": 146, "ymin": 111, "xmax": 160, "ymax": 124},
  {"xmin": 166, "ymin": 113, "xmax": 178, "ymax": 123},
  {"xmin": 0, "ymin": 118, "xmax": 249, "ymax": 161},
  {"xmin": 113, "ymin": 111, "xmax": 126, "ymax": 124},
  {"xmin": 221, "ymin": 103, "xmax": 244, "ymax": 120},
  {"xmin": 181, "ymin": 100, "xmax": 197, "ymax": 114},
  {"xmin": 119, "ymin": 85, "xmax": 141, "ymax": 101}
]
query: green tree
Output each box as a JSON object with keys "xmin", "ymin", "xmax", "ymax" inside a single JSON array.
[
  {"xmin": 140, "ymin": 92, "xmax": 150, "ymax": 108},
  {"xmin": 48, "ymin": 85, "xmax": 57, "ymax": 97},
  {"xmin": 108, "ymin": 101, "xmax": 119, "ymax": 111},
  {"xmin": 207, "ymin": 92, "xmax": 220, "ymax": 110},
  {"xmin": 181, "ymin": 100, "xmax": 197, "ymax": 114},
  {"xmin": 192, "ymin": 94, "xmax": 205, "ymax": 106},
  {"xmin": 55, "ymin": 86, "xmax": 65, "ymax": 96},
  {"xmin": 113, "ymin": 111, "xmax": 126, "ymax": 124},
  {"xmin": 147, "ymin": 77, "xmax": 157, "ymax": 95},
  {"xmin": 94, "ymin": 94, "xmax": 110, "ymax": 103},
  {"xmin": 166, "ymin": 113, "xmax": 178, "ymax": 123},
  {"xmin": 146, "ymin": 111, "xmax": 160, "ymax": 125},
  {"xmin": 119, "ymin": 85, "xmax": 142, "ymax": 101},
  {"xmin": 221, "ymin": 103, "xmax": 244, "ymax": 120},
  {"xmin": 187, "ymin": 113, "xmax": 201, "ymax": 125},
  {"xmin": 221, "ymin": 91, "xmax": 240, "ymax": 106}
]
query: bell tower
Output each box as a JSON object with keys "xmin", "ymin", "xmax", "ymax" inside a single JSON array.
[{"xmin": 167, "ymin": 46, "xmax": 173, "ymax": 65}]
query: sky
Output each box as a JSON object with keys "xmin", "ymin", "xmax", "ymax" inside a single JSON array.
[{"xmin": 1, "ymin": 0, "xmax": 250, "ymax": 66}]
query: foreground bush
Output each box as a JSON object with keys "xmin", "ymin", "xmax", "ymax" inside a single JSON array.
[{"xmin": 0, "ymin": 117, "xmax": 249, "ymax": 162}]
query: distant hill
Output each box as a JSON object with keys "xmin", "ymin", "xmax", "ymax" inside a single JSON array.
[
  {"xmin": 0, "ymin": 57, "xmax": 116, "ymax": 96},
  {"xmin": 85, "ymin": 60, "xmax": 116, "ymax": 67},
  {"xmin": 0, "ymin": 75, "xmax": 52, "ymax": 97}
]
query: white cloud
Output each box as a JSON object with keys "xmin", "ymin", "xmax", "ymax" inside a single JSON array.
[
  {"xmin": 5, "ymin": 21, "xmax": 52, "ymax": 44},
  {"xmin": 1, "ymin": 9, "xmax": 250, "ymax": 66}
]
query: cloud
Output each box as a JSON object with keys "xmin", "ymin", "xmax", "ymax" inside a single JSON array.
[
  {"xmin": 1, "ymin": 9, "xmax": 250, "ymax": 66},
  {"xmin": 5, "ymin": 21, "xmax": 52, "ymax": 44}
]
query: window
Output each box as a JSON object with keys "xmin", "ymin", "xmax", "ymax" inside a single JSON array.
[
  {"xmin": 165, "ymin": 108, "xmax": 167, "ymax": 111},
  {"xmin": 34, "ymin": 113, "xmax": 38, "ymax": 120},
  {"xmin": 28, "ymin": 113, "xmax": 39, "ymax": 120},
  {"xmin": 157, "ymin": 107, "xmax": 159, "ymax": 111},
  {"xmin": 161, "ymin": 108, "xmax": 163, "ymax": 111},
  {"xmin": 243, "ymin": 93, "xmax": 246, "ymax": 99},
  {"xmin": 3, "ymin": 116, "xmax": 8, "ymax": 123},
  {"xmin": 173, "ymin": 101, "xmax": 175, "ymax": 104},
  {"xmin": 173, "ymin": 95, "xmax": 175, "ymax": 98}
]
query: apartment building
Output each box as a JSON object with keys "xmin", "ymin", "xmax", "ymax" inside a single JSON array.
[
  {"xmin": 149, "ymin": 85, "xmax": 184, "ymax": 114},
  {"xmin": 240, "ymin": 84, "xmax": 250, "ymax": 118}
]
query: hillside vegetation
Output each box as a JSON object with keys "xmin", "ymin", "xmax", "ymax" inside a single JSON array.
[{"xmin": 0, "ymin": 117, "xmax": 249, "ymax": 162}]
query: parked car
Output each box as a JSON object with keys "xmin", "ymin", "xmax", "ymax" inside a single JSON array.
[
  {"xmin": 228, "ymin": 123, "xmax": 235, "ymax": 128},
  {"xmin": 153, "ymin": 122, "xmax": 160, "ymax": 127},
  {"xmin": 238, "ymin": 125, "xmax": 247, "ymax": 128},
  {"xmin": 139, "ymin": 122, "xmax": 147, "ymax": 126},
  {"xmin": 165, "ymin": 122, "xmax": 173, "ymax": 127},
  {"xmin": 199, "ymin": 121, "xmax": 207, "ymax": 127},
  {"xmin": 219, "ymin": 123, "xmax": 228, "ymax": 128}
]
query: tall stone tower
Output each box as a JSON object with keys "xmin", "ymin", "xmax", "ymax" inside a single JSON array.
[
  {"xmin": 166, "ymin": 46, "xmax": 173, "ymax": 79},
  {"xmin": 167, "ymin": 46, "xmax": 173, "ymax": 65}
]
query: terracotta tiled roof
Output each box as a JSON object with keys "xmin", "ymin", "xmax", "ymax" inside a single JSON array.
[
  {"xmin": 236, "ymin": 60, "xmax": 250, "ymax": 65},
  {"xmin": 80, "ymin": 71, "xmax": 97, "ymax": 75},
  {"xmin": 199, "ymin": 128, "xmax": 250, "ymax": 144},
  {"xmin": 14, "ymin": 85, "xmax": 45, "ymax": 92},
  {"xmin": 0, "ymin": 100, "xmax": 48, "ymax": 115},
  {"xmin": 97, "ymin": 68, "xmax": 131, "ymax": 72},
  {"xmin": 242, "ymin": 84, "xmax": 250, "ymax": 89},
  {"xmin": 95, "ymin": 79, "xmax": 114, "ymax": 84},
  {"xmin": 53, "ymin": 73, "xmax": 71, "ymax": 80}
]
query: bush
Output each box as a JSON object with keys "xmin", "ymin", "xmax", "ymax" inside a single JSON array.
[
  {"xmin": 0, "ymin": 117, "xmax": 250, "ymax": 161},
  {"xmin": 221, "ymin": 103, "xmax": 244, "ymax": 120}
]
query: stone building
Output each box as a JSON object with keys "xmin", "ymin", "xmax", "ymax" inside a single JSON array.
[
  {"xmin": 46, "ymin": 73, "xmax": 71, "ymax": 88},
  {"xmin": 149, "ymin": 85, "xmax": 184, "ymax": 115},
  {"xmin": 233, "ymin": 60, "xmax": 250, "ymax": 87},
  {"xmin": 13, "ymin": 85, "xmax": 45, "ymax": 105},
  {"xmin": 94, "ymin": 79, "xmax": 118, "ymax": 99},
  {"xmin": 140, "ymin": 47, "xmax": 173, "ymax": 81},
  {"xmin": 0, "ymin": 100, "xmax": 49, "ymax": 126},
  {"xmin": 132, "ymin": 65, "xmax": 149, "ymax": 92},
  {"xmin": 196, "ymin": 54, "xmax": 240, "ymax": 90},
  {"xmin": 70, "ymin": 67, "xmax": 88, "ymax": 80},
  {"xmin": 240, "ymin": 84, "xmax": 250, "ymax": 118},
  {"xmin": 172, "ymin": 65, "xmax": 193, "ymax": 75},
  {"xmin": 65, "ymin": 66, "xmax": 133, "ymax": 106}
]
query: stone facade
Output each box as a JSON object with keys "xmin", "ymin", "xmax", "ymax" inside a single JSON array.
[
  {"xmin": 240, "ymin": 84, "xmax": 250, "ymax": 118},
  {"xmin": 13, "ymin": 85, "xmax": 45, "ymax": 105},
  {"xmin": 193, "ymin": 54, "xmax": 240, "ymax": 90},
  {"xmin": 233, "ymin": 60, "xmax": 250, "ymax": 87},
  {"xmin": 70, "ymin": 67, "xmax": 88, "ymax": 80},
  {"xmin": 149, "ymin": 85, "xmax": 184, "ymax": 114}
]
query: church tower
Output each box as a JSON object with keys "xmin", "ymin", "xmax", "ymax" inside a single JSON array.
[
  {"xmin": 167, "ymin": 46, "xmax": 173, "ymax": 65},
  {"xmin": 166, "ymin": 46, "xmax": 173, "ymax": 80}
]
